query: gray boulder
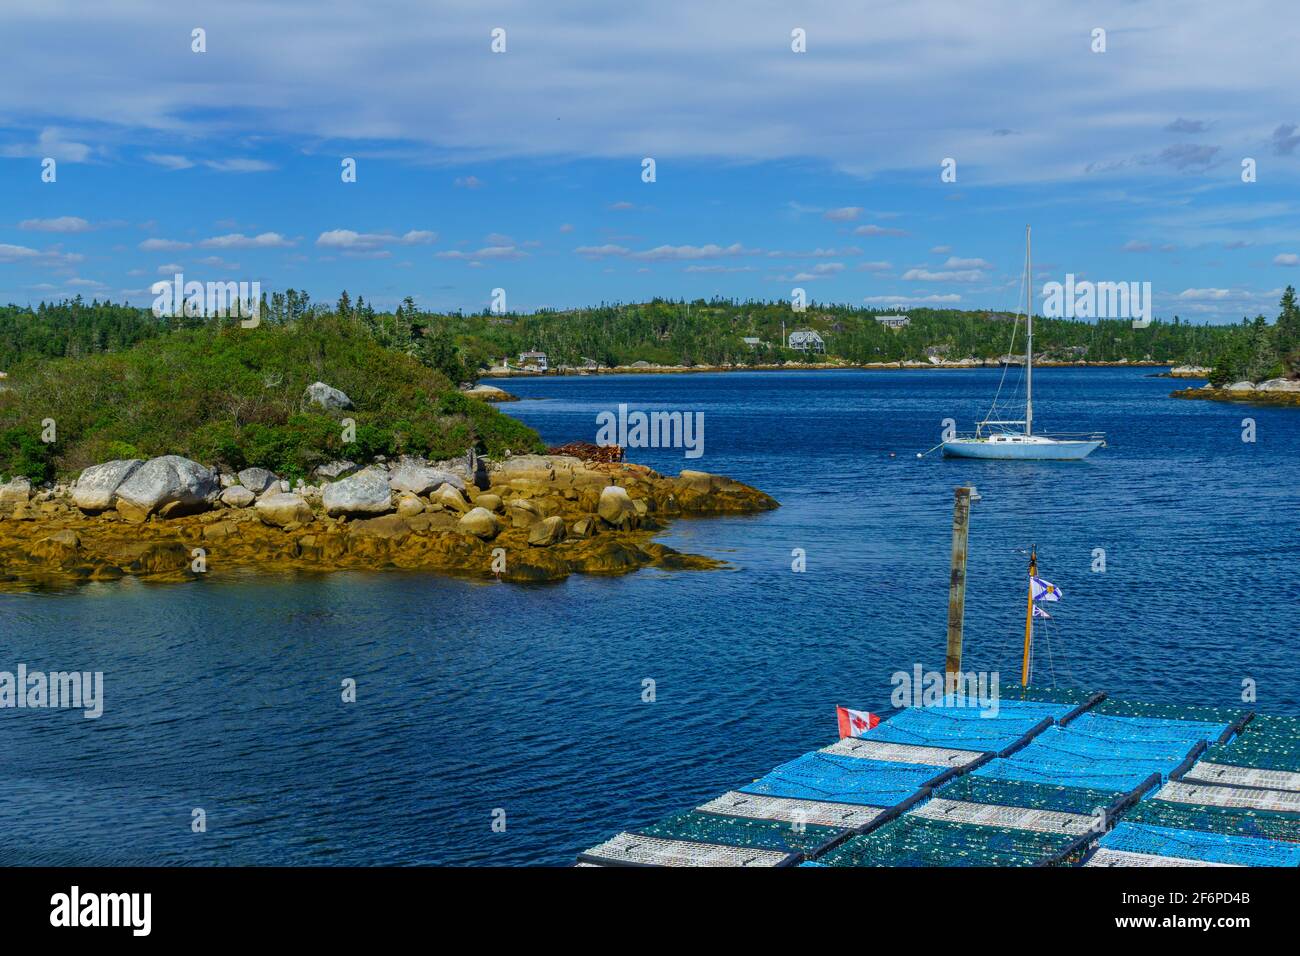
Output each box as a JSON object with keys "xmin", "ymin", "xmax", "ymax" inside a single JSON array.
[
  {"xmin": 115, "ymin": 455, "xmax": 220, "ymax": 522},
  {"xmin": 1258, "ymin": 378, "xmax": 1300, "ymax": 392},
  {"xmin": 570, "ymin": 515, "xmax": 600, "ymax": 538},
  {"xmin": 255, "ymin": 492, "xmax": 313, "ymax": 528},
  {"xmin": 305, "ymin": 381, "xmax": 354, "ymax": 410},
  {"xmin": 458, "ymin": 507, "xmax": 501, "ymax": 540},
  {"xmin": 0, "ymin": 476, "xmax": 32, "ymax": 505},
  {"xmin": 321, "ymin": 468, "xmax": 392, "ymax": 517},
  {"xmin": 72, "ymin": 459, "xmax": 143, "ymax": 512},
  {"xmin": 395, "ymin": 493, "xmax": 426, "ymax": 517},
  {"xmin": 388, "ymin": 457, "xmax": 466, "ymax": 495},
  {"xmin": 220, "ymin": 485, "xmax": 256, "ymax": 508},
  {"xmin": 528, "ymin": 515, "xmax": 567, "ymax": 547},
  {"xmin": 508, "ymin": 498, "xmax": 541, "ymax": 528},
  {"xmin": 432, "ymin": 482, "xmax": 470, "ymax": 513},
  {"xmin": 313, "ymin": 460, "xmax": 359, "ymax": 481},
  {"xmin": 597, "ymin": 485, "xmax": 635, "ymax": 526},
  {"xmin": 237, "ymin": 467, "xmax": 278, "ymax": 494}
]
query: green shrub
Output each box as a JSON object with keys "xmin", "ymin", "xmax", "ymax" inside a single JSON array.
[
  {"xmin": 0, "ymin": 424, "xmax": 53, "ymax": 483},
  {"xmin": 0, "ymin": 316, "xmax": 546, "ymax": 479}
]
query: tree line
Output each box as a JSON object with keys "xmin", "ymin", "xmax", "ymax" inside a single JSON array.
[{"xmin": 5, "ymin": 292, "xmax": 1296, "ymax": 388}]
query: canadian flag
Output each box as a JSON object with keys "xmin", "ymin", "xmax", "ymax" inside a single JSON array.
[{"xmin": 837, "ymin": 706, "xmax": 880, "ymax": 739}]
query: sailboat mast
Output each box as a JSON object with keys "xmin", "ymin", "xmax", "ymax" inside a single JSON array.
[{"xmin": 1025, "ymin": 225, "xmax": 1033, "ymax": 437}]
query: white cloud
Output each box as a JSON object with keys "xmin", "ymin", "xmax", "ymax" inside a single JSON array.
[
  {"xmin": 202, "ymin": 232, "xmax": 294, "ymax": 248},
  {"xmin": 864, "ymin": 294, "xmax": 962, "ymax": 304},
  {"xmin": 824, "ymin": 207, "xmax": 862, "ymax": 221},
  {"xmin": 854, "ymin": 224, "xmax": 907, "ymax": 237},
  {"xmin": 768, "ymin": 247, "xmax": 861, "ymax": 258},
  {"xmin": 144, "ymin": 153, "xmax": 195, "ymax": 170},
  {"xmin": 0, "ymin": 127, "xmax": 91, "ymax": 162},
  {"xmin": 788, "ymin": 263, "xmax": 845, "ymax": 280},
  {"xmin": 1274, "ymin": 253, "xmax": 1299, "ymax": 266},
  {"xmin": 202, "ymin": 158, "xmax": 276, "ymax": 173},
  {"xmin": 6, "ymin": 3, "xmax": 1291, "ymax": 186},
  {"xmin": 576, "ymin": 242, "xmax": 756, "ymax": 260},
  {"xmin": 1177, "ymin": 288, "xmax": 1232, "ymax": 300},
  {"xmin": 902, "ymin": 267, "xmax": 983, "ymax": 282},
  {"xmin": 18, "ymin": 216, "xmax": 92, "ymax": 233},
  {"xmin": 316, "ymin": 229, "xmax": 435, "ymax": 251},
  {"xmin": 437, "ymin": 245, "xmax": 528, "ymax": 261},
  {"xmin": 0, "ymin": 243, "xmax": 81, "ymax": 265},
  {"xmin": 197, "ymin": 256, "xmax": 240, "ymax": 270},
  {"xmin": 631, "ymin": 243, "xmax": 756, "ymax": 260},
  {"xmin": 139, "ymin": 238, "xmax": 191, "ymax": 251},
  {"xmin": 943, "ymin": 256, "xmax": 991, "ymax": 269}
]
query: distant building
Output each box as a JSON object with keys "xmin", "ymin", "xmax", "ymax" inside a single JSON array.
[
  {"xmin": 875, "ymin": 315, "xmax": 911, "ymax": 329},
  {"xmin": 517, "ymin": 350, "xmax": 548, "ymax": 372},
  {"xmin": 787, "ymin": 329, "xmax": 825, "ymax": 353},
  {"xmin": 741, "ymin": 336, "xmax": 765, "ymax": 349}
]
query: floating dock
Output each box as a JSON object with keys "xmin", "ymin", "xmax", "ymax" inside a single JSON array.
[{"xmin": 577, "ymin": 689, "xmax": 1300, "ymax": 867}]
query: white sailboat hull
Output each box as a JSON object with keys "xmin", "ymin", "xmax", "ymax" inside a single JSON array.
[{"xmin": 942, "ymin": 437, "xmax": 1103, "ymax": 460}]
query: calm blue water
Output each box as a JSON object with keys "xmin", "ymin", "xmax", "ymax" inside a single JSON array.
[{"xmin": 1, "ymin": 368, "xmax": 1296, "ymax": 865}]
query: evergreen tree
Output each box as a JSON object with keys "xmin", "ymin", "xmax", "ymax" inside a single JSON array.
[{"xmin": 1275, "ymin": 285, "xmax": 1300, "ymax": 371}]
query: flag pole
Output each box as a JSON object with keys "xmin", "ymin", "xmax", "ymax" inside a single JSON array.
[{"xmin": 1021, "ymin": 546, "xmax": 1037, "ymax": 686}]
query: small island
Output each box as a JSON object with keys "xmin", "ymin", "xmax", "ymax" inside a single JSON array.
[
  {"xmin": 1170, "ymin": 287, "xmax": 1300, "ymax": 407},
  {"xmin": 0, "ymin": 315, "xmax": 775, "ymax": 590}
]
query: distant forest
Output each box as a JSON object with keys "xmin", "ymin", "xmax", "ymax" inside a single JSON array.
[{"xmin": 2, "ymin": 289, "xmax": 1297, "ymax": 388}]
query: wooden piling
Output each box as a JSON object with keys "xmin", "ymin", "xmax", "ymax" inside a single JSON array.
[{"xmin": 945, "ymin": 486, "xmax": 978, "ymax": 683}]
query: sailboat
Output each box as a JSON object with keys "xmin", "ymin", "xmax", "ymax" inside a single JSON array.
[{"xmin": 942, "ymin": 226, "xmax": 1105, "ymax": 460}]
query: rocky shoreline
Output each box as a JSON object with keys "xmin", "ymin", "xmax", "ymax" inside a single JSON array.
[
  {"xmin": 1171, "ymin": 377, "xmax": 1300, "ymax": 407},
  {"xmin": 0, "ymin": 454, "xmax": 777, "ymax": 590},
  {"xmin": 483, "ymin": 358, "xmax": 1174, "ymax": 378}
]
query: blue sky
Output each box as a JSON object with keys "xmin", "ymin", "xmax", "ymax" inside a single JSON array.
[{"xmin": 1, "ymin": 0, "xmax": 1297, "ymax": 322}]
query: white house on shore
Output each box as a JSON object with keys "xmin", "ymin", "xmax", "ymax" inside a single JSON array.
[
  {"xmin": 517, "ymin": 350, "xmax": 548, "ymax": 372},
  {"xmin": 787, "ymin": 329, "xmax": 825, "ymax": 353}
]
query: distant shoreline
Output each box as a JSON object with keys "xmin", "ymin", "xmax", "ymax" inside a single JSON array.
[{"xmin": 484, "ymin": 359, "xmax": 1189, "ymax": 379}]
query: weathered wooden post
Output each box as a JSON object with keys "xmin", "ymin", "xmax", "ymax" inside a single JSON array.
[{"xmin": 945, "ymin": 485, "xmax": 979, "ymax": 686}]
